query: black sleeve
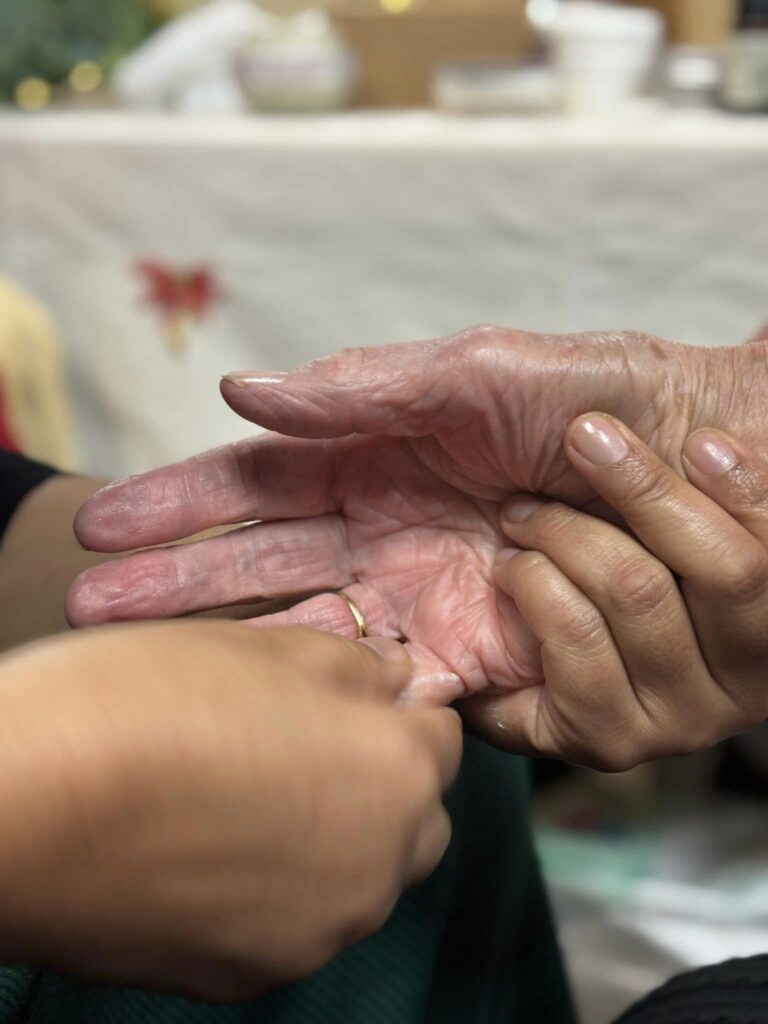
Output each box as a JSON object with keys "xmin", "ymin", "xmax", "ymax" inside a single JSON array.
[
  {"xmin": 615, "ymin": 955, "xmax": 768, "ymax": 1024},
  {"xmin": 0, "ymin": 449, "xmax": 59, "ymax": 542}
]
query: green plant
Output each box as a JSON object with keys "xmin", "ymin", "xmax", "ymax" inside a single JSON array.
[{"xmin": 0, "ymin": 0, "xmax": 157, "ymax": 101}]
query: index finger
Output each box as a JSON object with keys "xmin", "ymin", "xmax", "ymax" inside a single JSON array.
[
  {"xmin": 563, "ymin": 414, "xmax": 767, "ymax": 589},
  {"xmin": 682, "ymin": 429, "xmax": 768, "ymax": 550}
]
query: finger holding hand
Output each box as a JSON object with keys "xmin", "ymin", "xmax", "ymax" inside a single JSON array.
[
  {"xmin": 682, "ymin": 429, "xmax": 768, "ymax": 548},
  {"xmin": 465, "ymin": 490, "xmax": 723, "ymax": 769},
  {"xmin": 464, "ymin": 417, "xmax": 768, "ymax": 767},
  {"xmin": 481, "ymin": 543, "xmax": 645, "ymax": 770},
  {"xmin": 564, "ymin": 415, "xmax": 768, "ymax": 712}
]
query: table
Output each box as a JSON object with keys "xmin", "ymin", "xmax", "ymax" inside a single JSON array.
[{"xmin": 1, "ymin": 108, "xmax": 766, "ymax": 477}]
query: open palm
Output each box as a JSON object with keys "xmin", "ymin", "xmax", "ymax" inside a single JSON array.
[
  {"xmin": 68, "ymin": 326, "xmax": 738, "ymax": 702},
  {"xmin": 68, "ymin": 431, "xmax": 539, "ymax": 702}
]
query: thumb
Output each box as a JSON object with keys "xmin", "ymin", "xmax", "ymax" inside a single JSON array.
[
  {"xmin": 459, "ymin": 687, "xmax": 546, "ymax": 758},
  {"xmin": 220, "ymin": 332, "xmax": 478, "ymax": 439}
]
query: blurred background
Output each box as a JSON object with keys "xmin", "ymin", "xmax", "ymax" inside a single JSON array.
[{"xmin": 1, "ymin": 1, "xmax": 768, "ymax": 1021}]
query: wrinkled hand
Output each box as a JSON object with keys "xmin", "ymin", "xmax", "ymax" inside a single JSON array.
[{"xmin": 67, "ymin": 326, "xmax": 766, "ymax": 703}]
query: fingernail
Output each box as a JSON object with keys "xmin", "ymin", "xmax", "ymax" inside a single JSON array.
[
  {"xmin": 359, "ymin": 636, "xmax": 409, "ymax": 663},
  {"xmin": 570, "ymin": 415, "xmax": 629, "ymax": 466},
  {"xmin": 494, "ymin": 548, "xmax": 522, "ymax": 568},
  {"xmin": 684, "ymin": 431, "xmax": 737, "ymax": 477},
  {"xmin": 502, "ymin": 496, "xmax": 542, "ymax": 523},
  {"xmin": 222, "ymin": 372, "xmax": 288, "ymax": 388}
]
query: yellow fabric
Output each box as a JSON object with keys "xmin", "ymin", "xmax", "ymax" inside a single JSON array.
[{"xmin": 0, "ymin": 276, "xmax": 77, "ymax": 471}]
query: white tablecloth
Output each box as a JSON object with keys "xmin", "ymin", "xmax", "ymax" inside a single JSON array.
[{"xmin": 1, "ymin": 108, "xmax": 766, "ymax": 477}]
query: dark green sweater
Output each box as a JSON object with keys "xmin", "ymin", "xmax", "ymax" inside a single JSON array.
[{"xmin": 0, "ymin": 741, "xmax": 574, "ymax": 1024}]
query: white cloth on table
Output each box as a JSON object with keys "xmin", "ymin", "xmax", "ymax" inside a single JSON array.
[{"xmin": 0, "ymin": 108, "xmax": 766, "ymax": 478}]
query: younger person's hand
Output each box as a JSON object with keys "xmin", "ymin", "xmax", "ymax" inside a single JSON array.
[
  {"xmin": 463, "ymin": 417, "xmax": 768, "ymax": 771},
  {"xmin": 0, "ymin": 622, "xmax": 460, "ymax": 1001}
]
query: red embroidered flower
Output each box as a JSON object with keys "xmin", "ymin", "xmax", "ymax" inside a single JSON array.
[{"xmin": 136, "ymin": 261, "xmax": 222, "ymax": 353}]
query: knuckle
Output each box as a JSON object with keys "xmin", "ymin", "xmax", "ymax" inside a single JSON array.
[
  {"xmin": 558, "ymin": 601, "xmax": 607, "ymax": 651},
  {"xmin": 584, "ymin": 740, "xmax": 643, "ymax": 774},
  {"xmin": 717, "ymin": 546, "xmax": 768, "ymax": 605},
  {"xmin": 441, "ymin": 707, "xmax": 464, "ymax": 766},
  {"xmin": 611, "ymin": 557, "xmax": 675, "ymax": 618},
  {"xmin": 433, "ymin": 808, "xmax": 453, "ymax": 858},
  {"xmin": 563, "ymin": 713, "xmax": 653, "ymax": 773},
  {"xmin": 615, "ymin": 329, "xmax": 654, "ymax": 350},
  {"xmin": 307, "ymin": 346, "xmax": 369, "ymax": 383},
  {"xmin": 610, "ymin": 715, "xmax": 722, "ymax": 767},
  {"xmin": 380, "ymin": 725, "xmax": 437, "ymax": 804},
  {"xmin": 456, "ymin": 324, "xmax": 510, "ymax": 366},
  {"xmin": 728, "ymin": 462, "xmax": 768, "ymax": 509},
  {"xmin": 360, "ymin": 890, "xmax": 399, "ymax": 940},
  {"xmin": 407, "ymin": 744, "xmax": 443, "ymax": 804},
  {"xmin": 301, "ymin": 871, "xmax": 402, "ymax": 972},
  {"xmin": 621, "ymin": 462, "xmax": 677, "ymax": 510},
  {"xmin": 675, "ymin": 726, "xmax": 718, "ymax": 758},
  {"xmin": 530, "ymin": 504, "xmax": 581, "ymax": 546},
  {"xmin": 411, "ymin": 812, "xmax": 453, "ymax": 886},
  {"xmin": 464, "ymin": 322, "xmax": 504, "ymax": 343},
  {"xmin": 514, "ymin": 550, "xmax": 554, "ymax": 585},
  {"xmin": 338, "ymin": 885, "xmax": 400, "ymax": 951}
]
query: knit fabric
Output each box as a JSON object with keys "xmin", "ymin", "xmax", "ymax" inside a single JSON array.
[
  {"xmin": 616, "ymin": 956, "xmax": 768, "ymax": 1024},
  {"xmin": 0, "ymin": 741, "xmax": 575, "ymax": 1024}
]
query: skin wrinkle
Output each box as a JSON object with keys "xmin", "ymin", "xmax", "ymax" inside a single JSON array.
[
  {"xmin": 404, "ymin": 363, "xmax": 469, "ymax": 439},
  {"xmin": 82, "ymin": 476, "xmax": 158, "ymax": 551},
  {"xmin": 431, "ymin": 375, "xmax": 509, "ymax": 493},
  {"xmin": 226, "ymin": 529, "xmax": 260, "ymax": 604},
  {"xmin": 280, "ymin": 387, "xmax": 341, "ymax": 437},
  {"xmin": 628, "ymin": 341, "xmax": 708, "ymax": 473},
  {"xmin": 190, "ymin": 448, "xmax": 233, "ymax": 498},
  {"xmin": 406, "ymin": 436, "xmax": 504, "ymax": 506},
  {"xmin": 726, "ymin": 461, "xmax": 768, "ymax": 509},
  {"xmin": 219, "ymin": 518, "xmax": 353, "ymax": 603},
  {"xmin": 74, "ymin": 326, "xmax": 761, "ymax": 706},
  {"xmin": 715, "ymin": 343, "xmax": 768, "ymax": 457},
  {"xmin": 228, "ymin": 442, "xmax": 258, "ymax": 522},
  {"xmin": 342, "ymin": 443, "xmax": 428, "ymax": 529},
  {"xmin": 352, "ymin": 438, "xmax": 499, "ymax": 539},
  {"xmin": 93, "ymin": 558, "xmax": 181, "ymax": 618},
  {"xmin": 512, "ymin": 367, "xmax": 576, "ymax": 496},
  {"xmin": 453, "ymin": 606, "xmax": 506, "ymax": 691}
]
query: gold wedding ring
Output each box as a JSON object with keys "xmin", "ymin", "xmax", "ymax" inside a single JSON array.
[{"xmin": 337, "ymin": 592, "xmax": 368, "ymax": 640}]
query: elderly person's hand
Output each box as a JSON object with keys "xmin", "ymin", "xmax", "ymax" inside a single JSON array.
[
  {"xmin": 67, "ymin": 326, "xmax": 767, "ymax": 709},
  {"xmin": 464, "ymin": 418, "xmax": 768, "ymax": 770}
]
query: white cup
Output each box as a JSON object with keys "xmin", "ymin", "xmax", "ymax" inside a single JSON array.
[{"xmin": 543, "ymin": 2, "xmax": 664, "ymax": 113}]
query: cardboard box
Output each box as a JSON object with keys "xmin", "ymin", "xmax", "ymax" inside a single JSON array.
[
  {"xmin": 333, "ymin": 6, "xmax": 532, "ymax": 107},
  {"xmin": 329, "ymin": 0, "xmax": 518, "ymax": 10},
  {"xmin": 623, "ymin": 0, "xmax": 737, "ymax": 45}
]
